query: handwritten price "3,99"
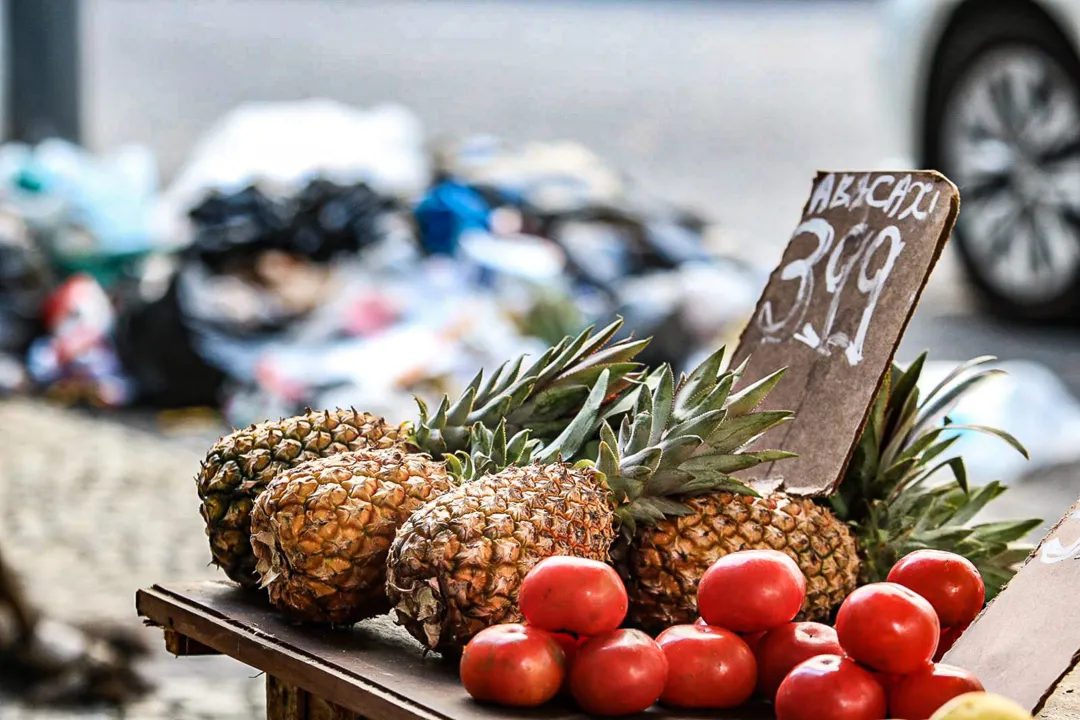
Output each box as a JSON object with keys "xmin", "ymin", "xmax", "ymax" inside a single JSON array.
[{"xmin": 757, "ymin": 218, "xmax": 905, "ymax": 367}]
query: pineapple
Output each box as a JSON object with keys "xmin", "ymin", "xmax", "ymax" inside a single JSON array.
[
  {"xmin": 197, "ymin": 409, "xmax": 405, "ymax": 587},
  {"xmin": 627, "ymin": 492, "xmax": 859, "ymax": 631},
  {"xmin": 249, "ymin": 449, "xmax": 453, "ymax": 624},
  {"xmin": 389, "ymin": 460, "xmax": 614, "ymax": 650},
  {"xmin": 247, "ymin": 426, "xmax": 541, "ymax": 625},
  {"xmin": 197, "ymin": 320, "xmax": 646, "ymax": 589},
  {"xmin": 625, "ymin": 353, "xmax": 1039, "ymax": 632},
  {"xmin": 386, "ymin": 349, "xmax": 797, "ymax": 652}
]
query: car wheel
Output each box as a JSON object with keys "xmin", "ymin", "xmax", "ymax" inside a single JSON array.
[{"xmin": 925, "ymin": 6, "xmax": 1080, "ymax": 321}]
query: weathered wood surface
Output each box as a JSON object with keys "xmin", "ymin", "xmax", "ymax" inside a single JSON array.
[
  {"xmin": 267, "ymin": 676, "xmax": 361, "ymax": 720},
  {"xmin": 136, "ymin": 581, "xmax": 773, "ymax": 720},
  {"xmin": 163, "ymin": 628, "xmax": 218, "ymax": 656}
]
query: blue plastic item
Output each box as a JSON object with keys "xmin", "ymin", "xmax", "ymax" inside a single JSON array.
[{"xmin": 414, "ymin": 180, "xmax": 490, "ymax": 255}]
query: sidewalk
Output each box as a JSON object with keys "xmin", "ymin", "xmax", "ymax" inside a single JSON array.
[{"xmin": 0, "ymin": 398, "xmax": 264, "ymax": 718}]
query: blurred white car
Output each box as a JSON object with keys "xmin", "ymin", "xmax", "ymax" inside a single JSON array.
[{"xmin": 883, "ymin": 0, "xmax": 1080, "ymax": 321}]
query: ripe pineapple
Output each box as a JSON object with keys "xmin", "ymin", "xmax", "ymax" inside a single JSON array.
[
  {"xmin": 389, "ymin": 461, "xmax": 615, "ymax": 649},
  {"xmin": 627, "ymin": 492, "xmax": 859, "ymax": 631},
  {"xmin": 197, "ymin": 320, "xmax": 646, "ymax": 588},
  {"xmin": 197, "ymin": 409, "xmax": 405, "ymax": 587},
  {"xmin": 248, "ymin": 423, "xmax": 541, "ymax": 625},
  {"xmin": 249, "ymin": 449, "xmax": 453, "ymax": 624},
  {"xmin": 625, "ymin": 352, "xmax": 1038, "ymax": 632},
  {"xmin": 386, "ymin": 349, "xmax": 796, "ymax": 651}
]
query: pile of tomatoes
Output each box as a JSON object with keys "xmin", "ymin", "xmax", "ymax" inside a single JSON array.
[{"xmin": 459, "ymin": 548, "xmax": 991, "ymax": 720}]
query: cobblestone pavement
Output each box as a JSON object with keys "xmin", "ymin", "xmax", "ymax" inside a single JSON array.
[{"xmin": 0, "ymin": 398, "xmax": 265, "ymax": 719}]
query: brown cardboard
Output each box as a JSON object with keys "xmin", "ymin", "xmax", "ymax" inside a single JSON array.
[
  {"xmin": 732, "ymin": 170, "xmax": 959, "ymax": 496},
  {"xmin": 944, "ymin": 497, "xmax": 1080, "ymax": 712}
]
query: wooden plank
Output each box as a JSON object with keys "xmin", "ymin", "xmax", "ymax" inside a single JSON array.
[
  {"xmin": 136, "ymin": 583, "xmax": 449, "ymax": 720},
  {"xmin": 267, "ymin": 676, "xmax": 361, "ymax": 720},
  {"xmin": 267, "ymin": 675, "xmax": 306, "ymax": 720},
  {"xmin": 137, "ymin": 581, "xmax": 773, "ymax": 720},
  {"xmin": 163, "ymin": 628, "xmax": 219, "ymax": 656}
]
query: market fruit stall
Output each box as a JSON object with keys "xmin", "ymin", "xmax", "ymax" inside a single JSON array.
[{"xmin": 135, "ymin": 171, "xmax": 1080, "ymax": 720}]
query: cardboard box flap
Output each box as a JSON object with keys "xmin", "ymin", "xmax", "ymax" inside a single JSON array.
[
  {"xmin": 944, "ymin": 496, "xmax": 1080, "ymax": 712},
  {"xmin": 733, "ymin": 170, "xmax": 959, "ymax": 496}
]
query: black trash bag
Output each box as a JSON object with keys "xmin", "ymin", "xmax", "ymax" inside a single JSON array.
[
  {"xmin": 116, "ymin": 179, "xmax": 396, "ymax": 409},
  {"xmin": 0, "ymin": 229, "xmax": 52, "ymax": 356},
  {"xmin": 183, "ymin": 184, "xmax": 292, "ymax": 274},
  {"xmin": 113, "ymin": 185, "xmax": 290, "ymax": 409},
  {"xmin": 289, "ymin": 178, "xmax": 394, "ymax": 261},
  {"xmin": 113, "ymin": 272, "xmax": 226, "ymax": 409}
]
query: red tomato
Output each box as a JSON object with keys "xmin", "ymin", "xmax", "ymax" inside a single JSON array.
[
  {"xmin": 934, "ymin": 623, "xmax": 970, "ymax": 662},
  {"xmin": 520, "ymin": 556, "xmax": 628, "ymax": 636},
  {"xmin": 835, "ymin": 582, "xmax": 940, "ymax": 674},
  {"xmin": 775, "ymin": 655, "xmax": 886, "ymax": 720},
  {"xmin": 887, "ymin": 550, "xmax": 986, "ymax": 628},
  {"xmin": 655, "ymin": 624, "xmax": 757, "ymax": 709},
  {"xmin": 460, "ymin": 624, "xmax": 565, "ymax": 707},
  {"xmin": 870, "ymin": 669, "xmax": 904, "ymax": 697},
  {"xmin": 695, "ymin": 618, "xmax": 765, "ymax": 654},
  {"xmin": 570, "ymin": 629, "xmax": 668, "ymax": 716},
  {"xmin": 697, "ymin": 550, "xmax": 807, "ymax": 633},
  {"xmin": 889, "ymin": 663, "xmax": 984, "ymax": 719},
  {"xmin": 755, "ymin": 622, "xmax": 843, "ymax": 700},
  {"xmin": 551, "ymin": 631, "xmax": 583, "ymax": 695},
  {"xmin": 741, "ymin": 630, "xmax": 767, "ymax": 655}
]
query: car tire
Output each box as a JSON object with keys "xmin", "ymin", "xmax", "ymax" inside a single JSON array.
[{"xmin": 924, "ymin": 5, "xmax": 1080, "ymax": 322}]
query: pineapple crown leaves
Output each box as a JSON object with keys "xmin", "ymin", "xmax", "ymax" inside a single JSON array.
[
  {"xmin": 444, "ymin": 421, "xmax": 541, "ymax": 483},
  {"xmin": 832, "ymin": 352, "xmax": 1040, "ymax": 596},
  {"xmin": 445, "ymin": 368, "xmax": 614, "ymax": 482},
  {"xmin": 409, "ymin": 318, "xmax": 648, "ymax": 455},
  {"xmin": 594, "ymin": 346, "xmax": 795, "ymax": 540}
]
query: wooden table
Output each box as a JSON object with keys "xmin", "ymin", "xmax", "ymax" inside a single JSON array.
[
  {"xmin": 137, "ymin": 581, "xmax": 1080, "ymax": 720},
  {"xmin": 136, "ymin": 582, "xmax": 774, "ymax": 720}
]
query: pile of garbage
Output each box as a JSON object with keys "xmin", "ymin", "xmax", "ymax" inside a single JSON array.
[{"xmin": 0, "ymin": 100, "xmax": 765, "ymax": 428}]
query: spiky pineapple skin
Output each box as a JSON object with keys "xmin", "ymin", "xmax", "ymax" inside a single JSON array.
[
  {"xmin": 197, "ymin": 409, "xmax": 406, "ymax": 588},
  {"xmin": 250, "ymin": 449, "xmax": 451, "ymax": 624},
  {"xmin": 627, "ymin": 492, "xmax": 860, "ymax": 632},
  {"xmin": 386, "ymin": 463, "xmax": 614, "ymax": 652}
]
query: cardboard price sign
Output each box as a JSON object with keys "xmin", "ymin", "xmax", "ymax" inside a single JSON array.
[
  {"xmin": 944, "ymin": 499, "xmax": 1080, "ymax": 712},
  {"xmin": 733, "ymin": 170, "xmax": 959, "ymax": 495}
]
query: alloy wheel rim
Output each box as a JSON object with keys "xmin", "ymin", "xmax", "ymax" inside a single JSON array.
[{"xmin": 942, "ymin": 44, "xmax": 1080, "ymax": 303}]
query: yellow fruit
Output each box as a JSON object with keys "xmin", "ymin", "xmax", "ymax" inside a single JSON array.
[
  {"xmin": 197, "ymin": 410, "xmax": 406, "ymax": 587},
  {"xmin": 250, "ymin": 449, "xmax": 452, "ymax": 624},
  {"xmin": 929, "ymin": 692, "xmax": 1033, "ymax": 720},
  {"xmin": 627, "ymin": 491, "xmax": 859, "ymax": 630}
]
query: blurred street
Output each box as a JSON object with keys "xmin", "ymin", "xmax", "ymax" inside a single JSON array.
[
  {"xmin": 82, "ymin": 0, "xmax": 1080, "ymax": 383},
  {"xmin": 82, "ymin": 0, "xmax": 1080, "ymax": 512},
  {"xmin": 0, "ymin": 0, "xmax": 1077, "ymax": 717}
]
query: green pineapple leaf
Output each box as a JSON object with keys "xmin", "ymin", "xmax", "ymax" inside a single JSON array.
[
  {"xmin": 700, "ymin": 411, "xmax": 792, "ymax": 455},
  {"xmin": 837, "ymin": 353, "xmax": 1040, "ymax": 590},
  {"xmin": 726, "ymin": 368, "xmax": 786, "ymax": 417}
]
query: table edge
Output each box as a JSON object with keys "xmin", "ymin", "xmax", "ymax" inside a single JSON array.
[{"xmin": 136, "ymin": 583, "xmax": 451, "ymax": 720}]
